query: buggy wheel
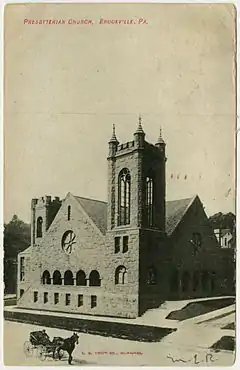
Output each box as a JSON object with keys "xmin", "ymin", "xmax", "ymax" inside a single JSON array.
[
  {"xmin": 58, "ymin": 349, "xmax": 64, "ymax": 360},
  {"xmin": 36, "ymin": 345, "xmax": 46, "ymax": 361},
  {"xmin": 23, "ymin": 341, "xmax": 33, "ymax": 357},
  {"xmin": 53, "ymin": 348, "xmax": 64, "ymax": 360}
]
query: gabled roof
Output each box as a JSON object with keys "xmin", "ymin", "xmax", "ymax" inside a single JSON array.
[
  {"xmin": 73, "ymin": 194, "xmax": 196, "ymax": 236},
  {"xmin": 75, "ymin": 196, "xmax": 107, "ymax": 234},
  {"xmin": 165, "ymin": 197, "xmax": 195, "ymax": 235},
  {"xmin": 19, "ymin": 246, "xmax": 32, "ymax": 255}
]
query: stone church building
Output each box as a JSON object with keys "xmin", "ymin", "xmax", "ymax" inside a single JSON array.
[{"xmin": 17, "ymin": 120, "xmax": 234, "ymax": 318}]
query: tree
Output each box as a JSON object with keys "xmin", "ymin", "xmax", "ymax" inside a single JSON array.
[
  {"xmin": 4, "ymin": 215, "xmax": 31, "ymax": 259},
  {"xmin": 209, "ymin": 212, "xmax": 236, "ymax": 234},
  {"xmin": 4, "ymin": 215, "xmax": 31, "ymax": 294}
]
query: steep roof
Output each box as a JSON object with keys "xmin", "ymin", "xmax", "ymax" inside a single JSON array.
[
  {"xmin": 19, "ymin": 246, "xmax": 32, "ymax": 255},
  {"xmin": 165, "ymin": 197, "xmax": 194, "ymax": 235},
  {"xmin": 75, "ymin": 196, "xmax": 107, "ymax": 234},
  {"xmin": 73, "ymin": 194, "xmax": 195, "ymax": 236}
]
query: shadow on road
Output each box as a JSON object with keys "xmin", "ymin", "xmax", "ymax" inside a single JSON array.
[{"xmin": 72, "ymin": 359, "xmax": 97, "ymax": 366}]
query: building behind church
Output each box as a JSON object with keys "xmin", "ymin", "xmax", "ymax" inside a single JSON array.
[{"xmin": 17, "ymin": 120, "xmax": 234, "ymax": 318}]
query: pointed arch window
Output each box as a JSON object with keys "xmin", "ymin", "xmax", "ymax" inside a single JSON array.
[
  {"xmin": 170, "ymin": 269, "xmax": 179, "ymax": 292},
  {"xmin": 202, "ymin": 271, "xmax": 209, "ymax": 291},
  {"xmin": 146, "ymin": 177, "xmax": 153, "ymax": 227},
  {"xmin": 20, "ymin": 257, "xmax": 25, "ymax": 281},
  {"xmin": 147, "ymin": 265, "xmax": 157, "ymax": 284},
  {"xmin": 193, "ymin": 271, "xmax": 200, "ymax": 292},
  {"xmin": 36, "ymin": 217, "xmax": 43, "ymax": 238},
  {"xmin": 67, "ymin": 205, "xmax": 71, "ymax": 221},
  {"xmin": 182, "ymin": 271, "xmax": 190, "ymax": 292},
  {"xmin": 210, "ymin": 272, "xmax": 216, "ymax": 292},
  {"xmin": 118, "ymin": 168, "xmax": 131, "ymax": 226}
]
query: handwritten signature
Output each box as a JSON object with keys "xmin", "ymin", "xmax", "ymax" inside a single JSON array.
[{"xmin": 167, "ymin": 353, "xmax": 216, "ymax": 364}]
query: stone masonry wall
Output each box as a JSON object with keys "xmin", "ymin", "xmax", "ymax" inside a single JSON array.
[
  {"xmin": 18, "ymin": 194, "xmax": 139, "ymax": 318},
  {"xmin": 105, "ymin": 147, "xmax": 142, "ymax": 317},
  {"xmin": 168, "ymin": 196, "xmax": 230, "ymax": 299},
  {"xmin": 138, "ymin": 230, "xmax": 170, "ymax": 315}
]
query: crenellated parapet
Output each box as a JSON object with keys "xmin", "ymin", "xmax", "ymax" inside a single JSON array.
[{"xmin": 31, "ymin": 196, "xmax": 61, "ymax": 208}]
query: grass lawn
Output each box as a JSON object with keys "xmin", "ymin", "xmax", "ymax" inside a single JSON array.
[
  {"xmin": 166, "ymin": 298, "xmax": 235, "ymax": 321},
  {"xmin": 211, "ymin": 336, "xmax": 235, "ymax": 352},
  {"xmin": 222, "ymin": 322, "xmax": 235, "ymax": 330}
]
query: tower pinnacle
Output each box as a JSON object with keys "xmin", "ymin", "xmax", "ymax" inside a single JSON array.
[
  {"xmin": 156, "ymin": 126, "xmax": 165, "ymax": 145},
  {"xmin": 109, "ymin": 124, "xmax": 119, "ymax": 144},
  {"xmin": 134, "ymin": 115, "xmax": 145, "ymax": 148},
  {"xmin": 135, "ymin": 114, "xmax": 145, "ymax": 134},
  {"xmin": 108, "ymin": 124, "xmax": 119, "ymax": 157}
]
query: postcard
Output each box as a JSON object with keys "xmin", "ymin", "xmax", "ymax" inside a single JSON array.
[{"xmin": 3, "ymin": 2, "xmax": 236, "ymax": 366}]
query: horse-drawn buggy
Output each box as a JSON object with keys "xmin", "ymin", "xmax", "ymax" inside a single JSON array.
[{"xmin": 23, "ymin": 329, "xmax": 79, "ymax": 364}]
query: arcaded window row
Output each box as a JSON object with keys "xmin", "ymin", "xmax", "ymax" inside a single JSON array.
[{"xmin": 41, "ymin": 266, "xmax": 129, "ymax": 286}]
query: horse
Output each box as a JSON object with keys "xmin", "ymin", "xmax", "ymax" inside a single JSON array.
[{"xmin": 52, "ymin": 332, "xmax": 79, "ymax": 364}]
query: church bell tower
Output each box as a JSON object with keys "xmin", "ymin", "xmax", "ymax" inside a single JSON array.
[
  {"xmin": 107, "ymin": 116, "xmax": 166, "ymax": 232},
  {"xmin": 104, "ymin": 116, "xmax": 167, "ymax": 318}
]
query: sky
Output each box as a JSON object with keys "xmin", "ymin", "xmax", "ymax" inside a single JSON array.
[{"xmin": 4, "ymin": 3, "xmax": 236, "ymax": 223}]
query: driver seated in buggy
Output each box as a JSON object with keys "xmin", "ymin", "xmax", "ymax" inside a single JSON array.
[{"xmin": 30, "ymin": 329, "xmax": 51, "ymax": 346}]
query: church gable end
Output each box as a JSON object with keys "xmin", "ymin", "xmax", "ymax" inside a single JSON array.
[
  {"xmin": 169, "ymin": 195, "xmax": 219, "ymax": 265},
  {"xmin": 29, "ymin": 193, "xmax": 105, "ymax": 271}
]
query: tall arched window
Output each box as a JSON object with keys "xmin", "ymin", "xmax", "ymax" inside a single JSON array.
[
  {"xmin": 42, "ymin": 270, "xmax": 51, "ymax": 285},
  {"xmin": 147, "ymin": 266, "xmax": 157, "ymax": 284},
  {"xmin": 64, "ymin": 270, "xmax": 74, "ymax": 285},
  {"xmin": 36, "ymin": 217, "xmax": 43, "ymax": 238},
  {"xmin": 53, "ymin": 270, "xmax": 62, "ymax": 285},
  {"xmin": 170, "ymin": 269, "xmax": 179, "ymax": 292},
  {"xmin": 202, "ymin": 271, "xmax": 209, "ymax": 291},
  {"xmin": 67, "ymin": 205, "xmax": 71, "ymax": 221},
  {"xmin": 89, "ymin": 270, "xmax": 101, "ymax": 286},
  {"xmin": 76, "ymin": 270, "xmax": 87, "ymax": 286},
  {"xmin": 115, "ymin": 266, "xmax": 127, "ymax": 285},
  {"xmin": 182, "ymin": 271, "xmax": 190, "ymax": 292},
  {"xmin": 193, "ymin": 271, "xmax": 200, "ymax": 292},
  {"xmin": 146, "ymin": 177, "xmax": 153, "ymax": 226},
  {"xmin": 210, "ymin": 272, "xmax": 216, "ymax": 292},
  {"xmin": 118, "ymin": 169, "xmax": 131, "ymax": 225}
]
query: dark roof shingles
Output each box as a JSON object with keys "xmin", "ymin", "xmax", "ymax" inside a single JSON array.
[
  {"xmin": 75, "ymin": 196, "xmax": 107, "ymax": 234},
  {"xmin": 165, "ymin": 197, "xmax": 194, "ymax": 235},
  {"xmin": 74, "ymin": 195, "xmax": 195, "ymax": 236}
]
